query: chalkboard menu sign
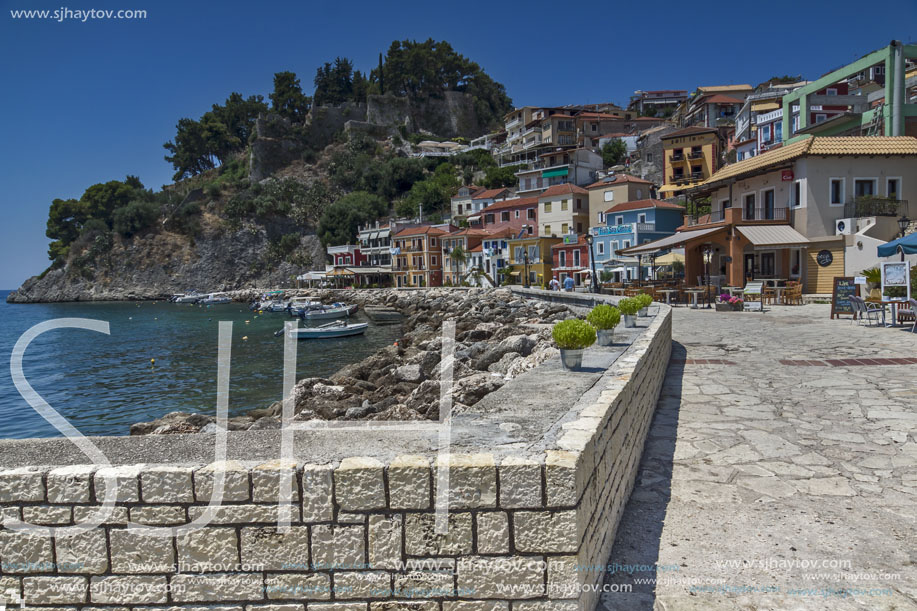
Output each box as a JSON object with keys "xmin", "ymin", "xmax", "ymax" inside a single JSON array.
[{"xmin": 831, "ymin": 276, "xmax": 857, "ymax": 319}]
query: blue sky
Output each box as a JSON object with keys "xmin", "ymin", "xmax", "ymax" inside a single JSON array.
[{"xmin": 0, "ymin": 0, "xmax": 914, "ymax": 289}]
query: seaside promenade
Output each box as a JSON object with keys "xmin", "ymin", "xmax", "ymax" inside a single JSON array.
[{"xmin": 604, "ymin": 305, "xmax": 917, "ymax": 611}]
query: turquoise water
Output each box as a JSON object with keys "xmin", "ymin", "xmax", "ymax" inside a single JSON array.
[{"xmin": 0, "ymin": 291, "xmax": 401, "ymax": 439}]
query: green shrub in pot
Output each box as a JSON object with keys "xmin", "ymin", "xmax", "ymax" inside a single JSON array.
[
  {"xmin": 587, "ymin": 304, "xmax": 620, "ymax": 346},
  {"xmin": 552, "ymin": 318, "xmax": 596, "ymax": 370},
  {"xmin": 618, "ymin": 297, "xmax": 640, "ymax": 327}
]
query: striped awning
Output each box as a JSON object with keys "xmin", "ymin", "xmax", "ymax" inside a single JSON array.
[{"xmin": 737, "ymin": 225, "xmax": 809, "ymax": 249}]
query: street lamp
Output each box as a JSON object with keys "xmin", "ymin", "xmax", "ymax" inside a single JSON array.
[
  {"xmin": 703, "ymin": 245, "xmax": 712, "ymax": 309},
  {"xmin": 523, "ymin": 250, "xmax": 530, "ymax": 288},
  {"xmin": 584, "ymin": 233, "xmax": 599, "ymax": 293}
]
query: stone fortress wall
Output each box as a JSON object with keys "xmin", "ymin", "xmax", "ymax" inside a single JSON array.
[{"xmin": 0, "ymin": 290, "xmax": 672, "ymax": 610}]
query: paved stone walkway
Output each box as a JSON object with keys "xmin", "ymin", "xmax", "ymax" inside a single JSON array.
[{"xmin": 602, "ymin": 304, "xmax": 917, "ymax": 611}]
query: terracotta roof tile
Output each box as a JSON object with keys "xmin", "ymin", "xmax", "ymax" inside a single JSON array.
[
  {"xmin": 661, "ymin": 126, "xmax": 718, "ymax": 139},
  {"xmin": 585, "ymin": 174, "xmax": 653, "ymax": 189},
  {"xmin": 697, "ymin": 136, "xmax": 917, "ymax": 189},
  {"xmin": 479, "ymin": 196, "xmax": 540, "ymax": 214},
  {"xmin": 471, "ymin": 188, "xmax": 510, "ymax": 200},
  {"xmin": 605, "ymin": 199, "xmax": 685, "ymax": 214},
  {"xmin": 393, "ymin": 225, "xmax": 449, "ymax": 238},
  {"xmin": 539, "ymin": 184, "xmax": 589, "ymax": 198},
  {"xmin": 702, "ymin": 94, "xmax": 745, "ymax": 105}
]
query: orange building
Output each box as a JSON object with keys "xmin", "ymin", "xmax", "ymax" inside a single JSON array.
[{"xmin": 392, "ymin": 226, "xmax": 448, "ymax": 287}]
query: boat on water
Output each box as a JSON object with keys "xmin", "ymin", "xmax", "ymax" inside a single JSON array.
[
  {"xmin": 198, "ymin": 293, "xmax": 232, "ymax": 305},
  {"xmin": 285, "ymin": 299, "xmax": 323, "ymax": 316},
  {"xmin": 298, "ymin": 303, "xmax": 358, "ymax": 321},
  {"xmin": 287, "ymin": 320, "xmax": 368, "ymax": 339},
  {"xmin": 263, "ymin": 300, "xmax": 288, "ymax": 312},
  {"xmin": 172, "ymin": 292, "xmax": 202, "ymax": 303}
]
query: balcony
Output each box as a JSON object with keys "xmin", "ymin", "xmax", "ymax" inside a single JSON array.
[
  {"xmin": 742, "ymin": 206, "xmax": 788, "ymax": 222},
  {"xmin": 843, "ymin": 197, "xmax": 904, "ymax": 218},
  {"xmin": 685, "ymin": 209, "xmax": 725, "ymax": 226},
  {"xmin": 687, "ymin": 150, "xmax": 704, "ymax": 160},
  {"xmin": 669, "ymin": 152, "xmax": 685, "ymax": 162},
  {"xmin": 635, "ymin": 222, "xmax": 656, "ymax": 232}
]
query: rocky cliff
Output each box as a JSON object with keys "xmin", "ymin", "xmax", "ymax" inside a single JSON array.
[{"xmin": 7, "ymin": 211, "xmax": 324, "ymax": 303}]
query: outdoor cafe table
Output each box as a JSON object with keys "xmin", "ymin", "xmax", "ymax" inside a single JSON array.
[
  {"xmin": 723, "ymin": 286, "xmax": 743, "ymax": 297},
  {"xmin": 685, "ymin": 288, "xmax": 705, "ymax": 308},
  {"xmin": 659, "ymin": 289, "xmax": 678, "ymax": 305},
  {"xmin": 867, "ymin": 299, "xmax": 906, "ymax": 326},
  {"xmin": 761, "ymin": 278, "xmax": 787, "ymax": 288}
]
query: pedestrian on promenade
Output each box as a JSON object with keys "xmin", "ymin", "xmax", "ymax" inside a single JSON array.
[{"xmin": 563, "ymin": 276, "xmax": 575, "ymax": 292}]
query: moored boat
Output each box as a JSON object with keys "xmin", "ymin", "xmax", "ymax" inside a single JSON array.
[
  {"xmin": 198, "ymin": 293, "xmax": 232, "ymax": 305},
  {"xmin": 299, "ymin": 303, "xmax": 357, "ymax": 320},
  {"xmin": 287, "ymin": 320, "xmax": 368, "ymax": 339}
]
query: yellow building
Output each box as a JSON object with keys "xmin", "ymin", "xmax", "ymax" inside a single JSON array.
[
  {"xmin": 392, "ymin": 226, "xmax": 448, "ymax": 287},
  {"xmin": 538, "ymin": 183, "xmax": 590, "ymax": 237},
  {"xmin": 504, "ymin": 236, "xmax": 562, "ymax": 287},
  {"xmin": 658, "ymin": 126, "xmax": 719, "ymax": 198}
]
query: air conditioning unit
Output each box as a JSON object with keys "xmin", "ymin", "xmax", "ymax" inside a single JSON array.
[{"xmin": 835, "ymin": 218, "xmax": 854, "ymax": 235}]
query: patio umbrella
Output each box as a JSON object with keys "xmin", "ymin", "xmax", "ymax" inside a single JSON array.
[
  {"xmin": 877, "ymin": 233, "xmax": 917, "ymax": 257},
  {"xmin": 654, "ymin": 252, "xmax": 685, "ymax": 265}
]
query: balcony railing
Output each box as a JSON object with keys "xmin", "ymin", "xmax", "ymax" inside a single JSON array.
[
  {"xmin": 742, "ymin": 206, "xmax": 788, "ymax": 221},
  {"xmin": 685, "ymin": 209, "xmax": 725, "ymax": 226},
  {"xmin": 843, "ymin": 197, "xmax": 905, "ymax": 218},
  {"xmin": 687, "ymin": 151, "xmax": 704, "ymax": 160},
  {"xmin": 635, "ymin": 222, "xmax": 656, "ymax": 232},
  {"xmin": 670, "ymin": 153, "xmax": 685, "ymax": 162}
]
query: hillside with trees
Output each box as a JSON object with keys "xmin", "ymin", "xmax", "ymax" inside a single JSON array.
[{"xmin": 9, "ymin": 40, "xmax": 514, "ymax": 302}]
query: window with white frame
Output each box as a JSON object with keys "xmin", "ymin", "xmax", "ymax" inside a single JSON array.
[
  {"xmin": 599, "ymin": 212, "xmax": 605, "ymax": 224},
  {"xmin": 515, "ymin": 210, "xmax": 520, "ymax": 218},
  {"xmin": 616, "ymin": 216, "xmax": 624, "ymax": 225},
  {"xmin": 604, "ymin": 190, "xmax": 614, "ymax": 202},
  {"xmin": 597, "ymin": 241, "xmax": 604, "ymax": 255},
  {"xmin": 854, "ymin": 178, "xmax": 876, "ymax": 197},
  {"xmin": 793, "ymin": 179, "xmax": 803, "ymax": 207},
  {"xmin": 638, "ymin": 213, "xmax": 646, "ymax": 223},
  {"xmin": 720, "ymin": 198, "xmax": 730, "ymax": 211},
  {"xmin": 612, "ymin": 241, "xmax": 619, "ymax": 253},
  {"xmin": 637, "ymin": 188, "xmax": 643, "ymax": 198},
  {"xmin": 760, "ymin": 124, "xmax": 772, "ymax": 142},
  {"xmin": 887, "ymin": 177, "xmax": 901, "ymax": 199},
  {"xmin": 826, "ymin": 87, "xmax": 837, "ymax": 96},
  {"xmin": 829, "ymin": 178, "xmax": 845, "ymax": 205},
  {"xmin": 623, "ymin": 240, "xmax": 631, "ymax": 249},
  {"xmin": 815, "ymin": 113, "xmax": 827, "ymax": 124}
]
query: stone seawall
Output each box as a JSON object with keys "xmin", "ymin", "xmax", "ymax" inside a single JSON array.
[{"xmin": 0, "ymin": 291, "xmax": 672, "ymax": 610}]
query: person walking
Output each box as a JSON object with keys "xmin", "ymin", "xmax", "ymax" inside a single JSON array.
[
  {"xmin": 549, "ymin": 277, "xmax": 560, "ymax": 291},
  {"xmin": 563, "ymin": 275, "xmax": 575, "ymax": 292}
]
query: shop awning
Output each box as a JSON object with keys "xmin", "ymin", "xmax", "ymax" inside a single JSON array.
[
  {"xmin": 466, "ymin": 215, "xmax": 481, "ymax": 222},
  {"xmin": 620, "ymin": 226, "xmax": 725, "ymax": 255},
  {"xmin": 510, "ymin": 271, "xmax": 521, "ymax": 276},
  {"xmin": 542, "ymin": 167, "xmax": 569, "ymax": 178},
  {"xmin": 737, "ymin": 225, "xmax": 809, "ymax": 249},
  {"xmin": 658, "ymin": 182, "xmax": 702, "ymax": 194},
  {"xmin": 328, "ymin": 267, "xmax": 355, "ymax": 276},
  {"xmin": 752, "ymin": 101, "xmax": 780, "ymax": 112},
  {"xmin": 654, "ymin": 252, "xmax": 685, "ymax": 265}
]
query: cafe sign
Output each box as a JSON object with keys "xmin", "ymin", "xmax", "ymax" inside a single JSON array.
[
  {"xmin": 593, "ymin": 224, "xmax": 633, "ymax": 236},
  {"xmin": 781, "ymin": 170, "xmax": 794, "ymax": 181}
]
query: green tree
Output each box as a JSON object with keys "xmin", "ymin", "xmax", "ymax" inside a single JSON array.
[
  {"xmin": 163, "ymin": 118, "xmax": 215, "ymax": 180},
  {"xmin": 112, "ymin": 200, "xmax": 160, "ymax": 237},
  {"xmin": 482, "ymin": 164, "xmax": 522, "ymax": 189},
  {"xmin": 317, "ymin": 191, "xmax": 387, "ymax": 246},
  {"xmin": 270, "ymin": 71, "xmax": 312, "ymax": 122},
  {"xmin": 80, "ymin": 180, "xmax": 137, "ymax": 224},
  {"xmin": 313, "ymin": 57, "xmax": 355, "ymax": 106},
  {"xmin": 601, "ymin": 139, "xmax": 628, "ymax": 167},
  {"xmin": 46, "ymin": 198, "xmax": 88, "ymax": 260},
  {"xmin": 209, "ymin": 92, "xmax": 268, "ymax": 144}
]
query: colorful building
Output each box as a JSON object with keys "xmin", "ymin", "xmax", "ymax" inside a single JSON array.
[
  {"xmin": 480, "ymin": 196, "xmax": 539, "ymax": 236},
  {"xmin": 441, "ymin": 228, "xmax": 490, "ymax": 285},
  {"xmin": 584, "ymin": 173, "xmax": 654, "ymax": 228},
  {"xmin": 468, "ymin": 228, "xmax": 514, "ymax": 287},
  {"xmin": 538, "ymin": 183, "xmax": 589, "ymax": 238},
  {"xmin": 392, "ymin": 226, "xmax": 449, "ymax": 288},
  {"xmin": 515, "ymin": 148, "xmax": 603, "ymax": 197},
  {"xmin": 623, "ymin": 136, "xmax": 917, "ymax": 294},
  {"xmin": 658, "ymin": 126, "xmax": 720, "ymax": 198},
  {"xmin": 551, "ymin": 235, "xmax": 591, "ymax": 287},
  {"xmin": 591, "ymin": 199, "xmax": 685, "ymax": 281},
  {"xmin": 504, "ymin": 236, "xmax": 562, "ymax": 287},
  {"xmin": 327, "ymin": 244, "xmax": 364, "ymax": 267}
]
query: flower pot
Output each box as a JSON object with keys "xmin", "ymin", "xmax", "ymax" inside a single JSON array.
[
  {"xmin": 638, "ymin": 307, "xmax": 649, "ymax": 317},
  {"xmin": 623, "ymin": 314, "xmax": 636, "ymax": 328},
  {"xmin": 559, "ymin": 348, "xmax": 585, "ymax": 370},
  {"xmin": 715, "ymin": 303, "xmax": 733, "ymax": 312},
  {"xmin": 596, "ymin": 328, "xmax": 615, "ymax": 346}
]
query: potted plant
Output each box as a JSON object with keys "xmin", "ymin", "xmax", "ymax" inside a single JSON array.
[
  {"xmin": 861, "ymin": 267, "xmax": 882, "ymax": 299},
  {"xmin": 716, "ymin": 293, "xmax": 744, "ymax": 311},
  {"xmin": 618, "ymin": 297, "xmax": 640, "ymax": 327},
  {"xmin": 552, "ymin": 318, "xmax": 597, "ymax": 370},
  {"xmin": 586, "ymin": 304, "xmax": 621, "ymax": 346},
  {"xmin": 635, "ymin": 293, "xmax": 654, "ymax": 316}
]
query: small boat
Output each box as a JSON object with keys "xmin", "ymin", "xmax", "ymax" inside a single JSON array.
[
  {"xmin": 299, "ymin": 303, "xmax": 358, "ymax": 321},
  {"xmin": 263, "ymin": 300, "xmax": 288, "ymax": 313},
  {"xmin": 173, "ymin": 292, "xmax": 201, "ymax": 303},
  {"xmin": 364, "ymin": 305, "xmax": 403, "ymax": 323},
  {"xmin": 198, "ymin": 293, "xmax": 232, "ymax": 305},
  {"xmin": 287, "ymin": 320, "xmax": 368, "ymax": 339},
  {"xmin": 286, "ymin": 299, "xmax": 323, "ymax": 316}
]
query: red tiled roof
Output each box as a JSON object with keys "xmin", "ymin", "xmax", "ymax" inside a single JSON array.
[
  {"xmin": 702, "ymin": 94, "xmax": 744, "ymax": 105},
  {"xmin": 604, "ymin": 199, "xmax": 685, "ymax": 214},
  {"xmin": 575, "ymin": 112, "xmax": 622, "ymax": 120},
  {"xmin": 445, "ymin": 228, "xmax": 491, "ymax": 238},
  {"xmin": 599, "ymin": 133, "xmax": 631, "ymax": 139},
  {"xmin": 472, "ymin": 188, "xmax": 510, "ymax": 200},
  {"xmin": 393, "ymin": 225, "xmax": 448, "ymax": 238},
  {"xmin": 539, "ymin": 184, "xmax": 589, "ymax": 198},
  {"xmin": 585, "ymin": 174, "xmax": 653, "ymax": 189},
  {"xmin": 481, "ymin": 227, "xmax": 516, "ymax": 238},
  {"xmin": 538, "ymin": 148, "xmax": 577, "ymax": 158},
  {"xmin": 551, "ymin": 235, "xmax": 588, "ymax": 249},
  {"xmin": 469, "ymin": 244, "xmax": 484, "ymax": 252},
  {"xmin": 479, "ymin": 196, "xmax": 540, "ymax": 214}
]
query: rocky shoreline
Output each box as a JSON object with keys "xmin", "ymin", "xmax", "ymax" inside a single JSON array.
[{"xmin": 130, "ymin": 288, "xmax": 574, "ymax": 434}]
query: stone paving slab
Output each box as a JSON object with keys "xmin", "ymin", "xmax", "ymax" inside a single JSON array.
[{"xmin": 602, "ymin": 304, "xmax": 917, "ymax": 611}]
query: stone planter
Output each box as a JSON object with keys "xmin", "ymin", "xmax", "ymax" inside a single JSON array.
[
  {"xmin": 623, "ymin": 314, "xmax": 636, "ymax": 328},
  {"xmin": 715, "ymin": 303, "xmax": 742, "ymax": 312},
  {"xmin": 596, "ymin": 328, "xmax": 615, "ymax": 346},
  {"xmin": 559, "ymin": 348, "xmax": 585, "ymax": 370}
]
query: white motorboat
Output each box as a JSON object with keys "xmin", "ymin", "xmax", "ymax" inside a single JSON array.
[
  {"xmin": 298, "ymin": 303, "xmax": 358, "ymax": 321},
  {"xmin": 173, "ymin": 292, "xmax": 202, "ymax": 303},
  {"xmin": 287, "ymin": 320, "xmax": 368, "ymax": 339},
  {"xmin": 198, "ymin": 293, "xmax": 232, "ymax": 305}
]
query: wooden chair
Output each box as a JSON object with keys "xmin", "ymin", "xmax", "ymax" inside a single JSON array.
[
  {"xmin": 763, "ymin": 286, "xmax": 777, "ymax": 305},
  {"xmin": 785, "ymin": 284, "xmax": 803, "ymax": 305}
]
